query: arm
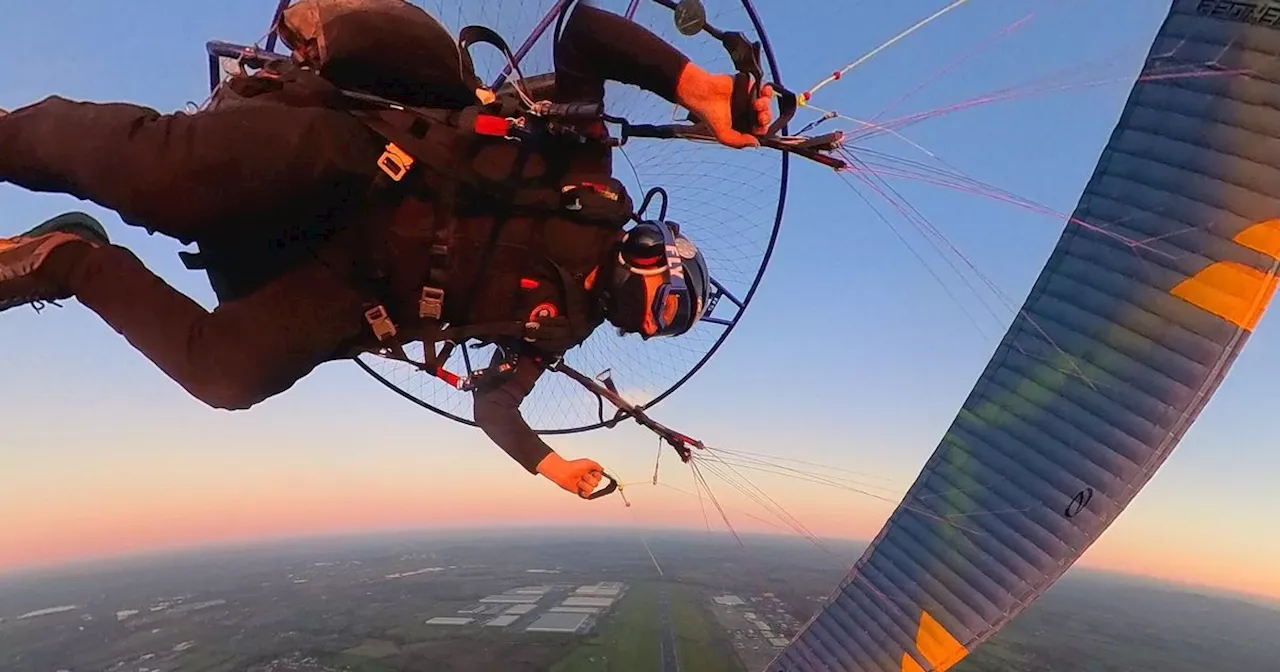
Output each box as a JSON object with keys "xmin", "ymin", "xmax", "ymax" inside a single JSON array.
[
  {"xmin": 472, "ymin": 355, "xmax": 554, "ymax": 475},
  {"xmin": 472, "ymin": 352, "xmax": 607, "ymax": 498},
  {"xmin": 554, "ymin": 2, "xmax": 690, "ymax": 105},
  {"xmin": 554, "ymin": 3, "xmax": 771, "ymax": 148}
]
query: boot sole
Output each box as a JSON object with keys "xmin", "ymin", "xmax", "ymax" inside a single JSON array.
[
  {"xmin": 0, "ymin": 212, "xmax": 112, "ymax": 313},
  {"xmin": 22, "ymin": 212, "xmax": 111, "ymax": 246}
]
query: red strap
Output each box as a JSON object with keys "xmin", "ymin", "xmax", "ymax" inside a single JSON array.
[
  {"xmin": 474, "ymin": 115, "xmax": 510, "ymax": 137},
  {"xmin": 433, "ymin": 367, "xmax": 462, "ymax": 388}
]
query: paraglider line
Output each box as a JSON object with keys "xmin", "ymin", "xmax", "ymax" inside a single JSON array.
[
  {"xmin": 698, "ymin": 453, "xmax": 831, "ymax": 551},
  {"xmin": 704, "ymin": 450, "xmax": 991, "ymax": 536},
  {"xmin": 803, "ymin": 0, "xmax": 975, "ymax": 104},
  {"xmin": 691, "ymin": 461, "xmax": 744, "ymax": 547},
  {"xmin": 852, "ymin": 63, "xmax": 1250, "ymax": 145},
  {"xmin": 868, "ymin": 6, "xmax": 1046, "ymax": 123},
  {"xmin": 839, "ymin": 154, "xmax": 1007, "ymax": 336}
]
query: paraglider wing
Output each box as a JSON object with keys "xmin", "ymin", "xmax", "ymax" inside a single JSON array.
[{"xmin": 770, "ymin": 2, "xmax": 1280, "ymax": 671}]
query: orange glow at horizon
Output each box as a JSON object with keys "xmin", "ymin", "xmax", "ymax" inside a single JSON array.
[
  {"xmin": 0, "ymin": 460, "xmax": 892, "ymax": 575},
  {"xmin": 3, "ymin": 456, "xmax": 1277, "ymax": 605}
]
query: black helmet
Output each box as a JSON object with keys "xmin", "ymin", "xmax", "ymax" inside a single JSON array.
[{"xmin": 606, "ymin": 220, "xmax": 712, "ymax": 339}]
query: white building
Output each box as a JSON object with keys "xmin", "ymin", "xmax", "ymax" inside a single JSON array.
[
  {"xmin": 479, "ymin": 594, "xmax": 541, "ymax": 604},
  {"xmin": 526, "ymin": 612, "xmax": 590, "ymax": 633},
  {"xmin": 561, "ymin": 596, "xmax": 614, "ymax": 608},
  {"xmin": 573, "ymin": 582, "xmax": 623, "ymax": 597}
]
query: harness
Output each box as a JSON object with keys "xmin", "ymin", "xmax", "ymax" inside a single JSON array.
[
  {"xmin": 191, "ymin": 30, "xmax": 637, "ymax": 391},
  {"xmin": 346, "ymin": 86, "xmax": 637, "ymax": 389},
  {"xmin": 193, "ymin": 1, "xmax": 854, "ymax": 501}
]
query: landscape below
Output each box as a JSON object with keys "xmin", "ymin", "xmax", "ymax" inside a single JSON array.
[{"xmin": 1, "ymin": 530, "xmax": 1277, "ymax": 671}]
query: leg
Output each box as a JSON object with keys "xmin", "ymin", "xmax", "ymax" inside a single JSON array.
[
  {"xmin": 0, "ymin": 95, "xmax": 383, "ymax": 245},
  {"xmin": 52, "ymin": 240, "xmax": 369, "ymax": 410}
]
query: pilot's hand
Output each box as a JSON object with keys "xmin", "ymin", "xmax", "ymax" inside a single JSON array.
[
  {"xmin": 675, "ymin": 63, "xmax": 773, "ymax": 149},
  {"xmin": 536, "ymin": 452, "xmax": 605, "ymax": 499}
]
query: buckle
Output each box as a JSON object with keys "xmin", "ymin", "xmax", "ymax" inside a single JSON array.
[
  {"xmin": 377, "ymin": 143, "xmax": 414, "ymax": 182},
  {"xmin": 419, "ymin": 286, "xmax": 445, "ymax": 320},
  {"xmin": 364, "ymin": 305, "xmax": 397, "ymax": 342}
]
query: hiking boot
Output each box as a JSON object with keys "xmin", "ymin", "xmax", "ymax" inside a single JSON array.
[{"xmin": 0, "ymin": 211, "xmax": 110, "ymax": 314}]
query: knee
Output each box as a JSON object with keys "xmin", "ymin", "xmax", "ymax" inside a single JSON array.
[
  {"xmin": 182, "ymin": 355, "xmax": 297, "ymax": 411},
  {"xmin": 187, "ymin": 378, "xmax": 275, "ymax": 411}
]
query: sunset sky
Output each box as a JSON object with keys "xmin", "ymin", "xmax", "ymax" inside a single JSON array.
[{"xmin": 3, "ymin": 0, "xmax": 1279, "ymax": 606}]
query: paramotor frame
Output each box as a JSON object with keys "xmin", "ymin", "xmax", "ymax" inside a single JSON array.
[{"xmin": 203, "ymin": 0, "xmax": 846, "ymax": 436}]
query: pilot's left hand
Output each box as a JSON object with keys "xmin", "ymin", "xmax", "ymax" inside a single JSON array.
[{"xmin": 536, "ymin": 452, "xmax": 605, "ymax": 499}]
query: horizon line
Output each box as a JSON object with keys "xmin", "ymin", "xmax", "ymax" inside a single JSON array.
[{"xmin": 3, "ymin": 523, "xmax": 1277, "ymax": 611}]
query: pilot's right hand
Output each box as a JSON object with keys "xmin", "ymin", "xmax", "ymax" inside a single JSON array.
[
  {"xmin": 675, "ymin": 63, "xmax": 774, "ymax": 149},
  {"xmin": 536, "ymin": 452, "xmax": 605, "ymax": 499}
]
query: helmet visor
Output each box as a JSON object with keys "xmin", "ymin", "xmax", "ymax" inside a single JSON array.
[{"xmin": 644, "ymin": 223, "xmax": 701, "ymax": 338}]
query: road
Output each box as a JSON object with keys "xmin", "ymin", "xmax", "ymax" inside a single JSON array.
[{"xmin": 658, "ymin": 583, "xmax": 682, "ymax": 672}]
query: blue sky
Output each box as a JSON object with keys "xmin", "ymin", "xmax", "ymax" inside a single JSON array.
[{"xmin": 2, "ymin": 1, "xmax": 1278, "ymax": 598}]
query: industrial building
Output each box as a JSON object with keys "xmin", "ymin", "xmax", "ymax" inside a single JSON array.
[
  {"xmin": 561, "ymin": 596, "xmax": 614, "ymax": 609},
  {"xmin": 525, "ymin": 612, "xmax": 590, "ymax": 633},
  {"xmin": 573, "ymin": 582, "xmax": 624, "ymax": 597},
  {"xmin": 549, "ymin": 606, "xmax": 601, "ymax": 614},
  {"xmin": 424, "ymin": 580, "xmax": 629, "ymax": 634},
  {"xmin": 425, "ymin": 616, "xmax": 473, "ymax": 625},
  {"xmin": 479, "ymin": 594, "xmax": 541, "ymax": 604}
]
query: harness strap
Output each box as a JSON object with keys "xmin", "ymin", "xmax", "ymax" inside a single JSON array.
[{"xmin": 307, "ymin": 71, "xmax": 629, "ymax": 388}]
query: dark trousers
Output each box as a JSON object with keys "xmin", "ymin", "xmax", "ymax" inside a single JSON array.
[
  {"xmin": 66, "ymin": 243, "xmax": 369, "ymax": 410},
  {"xmin": 1, "ymin": 95, "xmax": 386, "ymax": 409}
]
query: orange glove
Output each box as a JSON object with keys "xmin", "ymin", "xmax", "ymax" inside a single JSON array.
[
  {"xmin": 536, "ymin": 452, "xmax": 605, "ymax": 499},
  {"xmin": 674, "ymin": 62, "xmax": 774, "ymax": 149}
]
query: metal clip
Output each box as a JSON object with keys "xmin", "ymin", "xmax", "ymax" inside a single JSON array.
[
  {"xmin": 377, "ymin": 143, "xmax": 414, "ymax": 182},
  {"xmin": 364, "ymin": 305, "xmax": 397, "ymax": 342},
  {"xmin": 561, "ymin": 184, "xmax": 584, "ymax": 211},
  {"xmin": 419, "ymin": 286, "xmax": 445, "ymax": 320}
]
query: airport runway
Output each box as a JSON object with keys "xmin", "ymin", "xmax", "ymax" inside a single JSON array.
[{"xmin": 659, "ymin": 583, "xmax": 682, "ymax": 672}]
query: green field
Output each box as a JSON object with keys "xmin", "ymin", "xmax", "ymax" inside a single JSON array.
[
  {"xmin": 668, "ymin": 584, "xmax": 746, "ymax": 672},
  {"xmin": 550, "ymin": 581, "xmax": 743, "ymax": 672},
  {"xmin": 550, "ymin": 582, "xmax": 662, "ymax": 672},
  {"xmin": 341, "ymin": 638, "xmax": 401, "ymax": 659}
]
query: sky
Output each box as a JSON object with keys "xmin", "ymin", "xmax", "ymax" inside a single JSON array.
[{"xmin": 2, "ymin": 0, "xmax": 1278, "ymax": 606}]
